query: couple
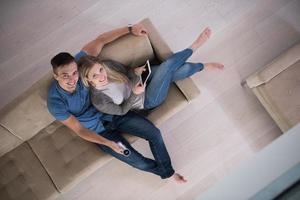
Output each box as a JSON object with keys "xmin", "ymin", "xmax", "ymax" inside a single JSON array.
[{"xmin": 47, "ymin": 22, "xmax": 223, "ymax": 184}]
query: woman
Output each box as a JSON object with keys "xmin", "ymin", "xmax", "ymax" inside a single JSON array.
[{"xmin": 78, "ymin": 27, "xmax": 224, "ymax": 115}]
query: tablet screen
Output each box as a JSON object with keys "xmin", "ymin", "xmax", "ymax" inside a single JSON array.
[{"xmin": 141, "ymin": 60, "xmax": 151, "ymax": 85}]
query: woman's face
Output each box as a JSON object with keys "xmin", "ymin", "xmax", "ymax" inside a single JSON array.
[{"xmin": 87, "ymin": 63, "xmax": 108, "ymax": 87}]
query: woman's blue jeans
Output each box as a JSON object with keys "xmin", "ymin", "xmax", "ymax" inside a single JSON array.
[
  {"xmin": 144, "ymin": 48, "xmax": 203, "ymax": 109},
  {"xmin": 97, "ymin": 111, "xmax": 174, "ymax": 179}
]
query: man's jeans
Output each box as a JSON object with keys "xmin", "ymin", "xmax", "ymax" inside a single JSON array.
[
  {"xmin": 144, "ymin": 48, "xmax": 203, "ymax": 109},
  {"xmin": 97, "ymin": 111, "xmax": 174, "ymax": 179}
]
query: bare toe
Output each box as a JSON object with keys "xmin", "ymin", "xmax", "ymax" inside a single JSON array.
[
  {"xmin": 171, "ymin": 173, "xmax": 187, "ymax": 184},
  {"xmin": 203, "ymin": 27, "xmax": 212, "ymax": 38}
]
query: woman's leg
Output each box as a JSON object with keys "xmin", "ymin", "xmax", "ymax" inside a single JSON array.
[
  {"xmin": 144, "ymin": 27, "xmax": 213, "ymax": 109},
  {"xmin": 149, "ymin": 62, "xmax": 204, "ymax": 83},
  {"xmin": 172, "ymin": 62, "xmax": 204, "ymax": 81},
  {"xmin": 97, "ymin": 129, "xmax": 163, "ymax": 177},
  {"xmin": 144, "ymin": 48, "xmax": 193, "ymax": 109}
]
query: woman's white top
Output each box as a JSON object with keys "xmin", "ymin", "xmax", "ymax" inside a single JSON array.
[{"xmin": 96, "ymin": 81, "xmax": 144, "ymax": 109}]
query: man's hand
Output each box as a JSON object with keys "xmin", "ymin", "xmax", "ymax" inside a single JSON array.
[
  {"xmin": 108, "ymin": 141, "xmax": 124, "ymax": 154},
  {"xmin": 134, "ymin": 65, "xmax": 146, "ymax": 76},
  {"xmin": 61, "ymin": 115, "xmax": 125, "ymax": 154},
  {"xmin": 131, "ymin": 23, "xmax": 147, "ymax": 36}
]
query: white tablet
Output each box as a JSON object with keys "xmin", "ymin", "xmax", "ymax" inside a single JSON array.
[{"xmin": 140, "ymin": 60, "xmax": 151, "ymax": 85}]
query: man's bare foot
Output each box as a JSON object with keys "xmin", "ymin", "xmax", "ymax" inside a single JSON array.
[
  {"xmin": 204, "ymin": 62, "xmax": 224, "ymax": 70},
  {"xmin": 191, "ymin": 27, "xmax": 212, "ymax": 51},
  {"xmin": 171, "ymin": 173, "xmax": 187, "ymax": 183}
]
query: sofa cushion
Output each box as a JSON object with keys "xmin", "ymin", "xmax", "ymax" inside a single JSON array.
[
  {"xmin": 0, "ymin": 72, "xmax": 55, "ymax": 141},
  {"xmin": 28, "ymin": 121, "xmax": 115, "ymax": 192},
  {"xmin": 256, "ymin": 59, "xmax": 300, "ymax": 132},
  {"xmin": 0, "ymin": 126, "xmax": 22, "ymax": 157},
  {"xmin": 99, "ymin": 34, "xmax": 155, "ymax": 68},
  {"xmin": 0, "ymin": 142, "xmax": 58, "ymax": 200}
]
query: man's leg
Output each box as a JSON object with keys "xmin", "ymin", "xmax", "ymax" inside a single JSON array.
[
  {"xmin": 97, "ymin": 129, "xmax": 163, "ymax": 177},
  {"xmin": 112, "ymin": 112, "xmax": 175, "ymax": 179}
]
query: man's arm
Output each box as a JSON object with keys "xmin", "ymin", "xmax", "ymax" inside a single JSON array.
[
  {"xmin": 61, "ymin": 115, "xmax": 123, "ymax": 154},
  {"xmin": 82, "ymin": 22, "xmax": 147, "ymax": 56}
]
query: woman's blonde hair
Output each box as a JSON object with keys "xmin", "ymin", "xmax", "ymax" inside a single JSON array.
[{"xmin": 78, "ymin": 56, "xmax": 128, "ymax": 88}]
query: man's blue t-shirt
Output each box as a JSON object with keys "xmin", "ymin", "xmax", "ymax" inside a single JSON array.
[{"xmin": 47, "ymin": 51, "xmax": 113, "ymax": 133}]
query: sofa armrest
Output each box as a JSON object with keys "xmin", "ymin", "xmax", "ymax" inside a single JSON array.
[
  {"xmin": 140, "ymin": 18, "xmax": 200, "ymax": 101},
  {"xmin": 173, "ymin": 78, "xmax": 201, "ymax": 101},
  {"xmin": 246, "ymin": 42, "xmax": 300, "ymax": 88}
]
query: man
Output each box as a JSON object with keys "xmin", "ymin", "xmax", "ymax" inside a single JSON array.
[{"xmin": 47, "ymin": 22, "xmax": 186, "ymax": 183}]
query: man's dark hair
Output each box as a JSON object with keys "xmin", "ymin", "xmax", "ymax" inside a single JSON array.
[{"xmin": 51, "ymin": 52, "xmax": 75, "ymax": 73}]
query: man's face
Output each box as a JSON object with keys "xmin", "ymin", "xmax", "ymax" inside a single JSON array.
[{"xmin": 53, "ymin": 61, "xmax": 79, "ymax": 93}]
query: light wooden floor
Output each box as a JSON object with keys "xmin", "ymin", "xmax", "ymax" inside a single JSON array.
[{"xmin": 1, "ymin": 0, "xmax": 300, "ymax": 199}]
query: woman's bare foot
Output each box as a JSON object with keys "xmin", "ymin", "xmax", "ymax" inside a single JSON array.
[
  {"xmin": 171, "ymin": 173, "xmax": 187, "ymax": 183},
  {"xmin": 191, "ymin": 27, "xmax": 212, "ymax": 51},
  {"xmin": 204, "ymin": 62, "xmax": 224, "ymax": 70}
]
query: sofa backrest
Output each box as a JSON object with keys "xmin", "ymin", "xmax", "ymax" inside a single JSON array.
[
  {"xmin": 0, "ymin": 33, "xmax": 155, "ymax": 156},
  {"xmin": 0, "ymin": 72, "xmax": 55, "ymax": 155},
  {"xmin": 99, "ymin": 34, "xmax": 155, "ymax": 67},
  {"xmin": 0, "ymin": 73, "xmax": 55, "ymax": 139}
]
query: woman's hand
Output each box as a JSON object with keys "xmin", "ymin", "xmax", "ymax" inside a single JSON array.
[
  {"xmin": 108, "ymin": 141, "xmax": 124, "ymax": 154},
  {"xmin": 134, "ymin": 65, "xmax": 146, "ymax": 76},
  {"xmin": 132, "ymin": 82, "xmax": 145, "ymax": 95},
  {"xmin": 132, "ymin": 23, "xmax": 147, "ymax": 36}
]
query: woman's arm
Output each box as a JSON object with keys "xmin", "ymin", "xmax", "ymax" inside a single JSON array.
[{"xmin": 91, "ymin": 91, "xmax": 140, "ymax": 115}]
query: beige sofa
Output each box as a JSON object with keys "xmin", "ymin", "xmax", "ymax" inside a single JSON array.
[
  {"xmin": 246, "ymin": 42, "xmax": 300, "ymax": 133},
  {"xmin": 0, "ymin": 18, "xmax": 200, "ymax": 200}
]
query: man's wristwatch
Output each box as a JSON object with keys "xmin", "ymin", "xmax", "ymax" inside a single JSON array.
[{"xmin": 128, "ymin": 24, "xmax": 133, "ymax": 34}]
